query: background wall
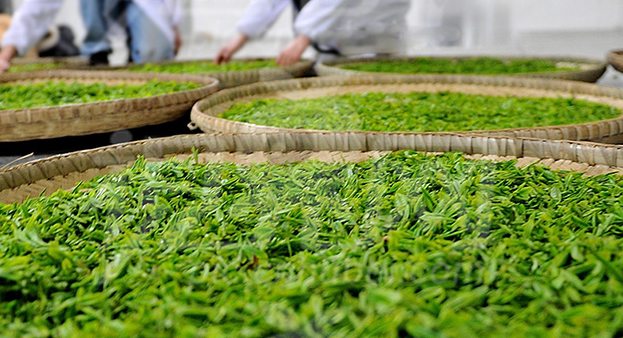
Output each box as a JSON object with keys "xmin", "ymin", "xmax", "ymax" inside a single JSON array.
[{"xmin": 512, "ymin": 0, "xmax": 623, "ymax": 32}]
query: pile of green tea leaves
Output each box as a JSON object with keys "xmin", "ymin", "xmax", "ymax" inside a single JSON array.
[
  {"xmin": 340, "ymin": 57, "xmax": 579, "ymax": 75},
  {"xmin": 2, "ymin": 151, "xmax": 623, "ymax": 337},
  {"xmin": 0, "ymin": 80, "xmax": 201, "ymax": 110},
  {"xmin": 220, "ymin": 91, "xmax": 620, "ymax": 132},
  {"xmin": 129, "ymin": 59, "xmax": 277, "ymax": 74}
]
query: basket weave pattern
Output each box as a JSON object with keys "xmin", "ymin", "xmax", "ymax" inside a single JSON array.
[
  {"xmin": 315, "ymin": 55, "xmax": 607, "ymax": 83},
  {"xmin": 11, "ymin": 56, "xmax": 90, "ymax": 69},
  {"xmin": 0, "ymin": 70, "xmax": 219, "ymax": 141},
  {"xmin": 607, "ymin": 50, "xmax": 623, "ymax": 74},
  {"xmin": 190, "ymin": 74, "xmax": 623, "ymax": 143},
  {"xmin": 1, "ymin": 132, "xmax": 623, "ymax": 203},
  {"xmin": 102, "ymin": 59, "xmax": 314, "ymax": 88}
]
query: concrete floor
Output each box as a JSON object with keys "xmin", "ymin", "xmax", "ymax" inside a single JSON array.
[{"xmin": 2, "ymin": 29, "xmax": 623, "ymax": 168}]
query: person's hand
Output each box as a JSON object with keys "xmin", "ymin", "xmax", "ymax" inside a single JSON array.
[
  {"xmin": 173, "ymin": 27, "xmax": 182, "ymax": 56},
  {"xmin": 0, "ymin": 45, "xmax": 17, "ymax": 73},
  {"xmin": 0, "ymin": 59, "xmax": 9, "ymax": 73},
  {"xmin": 276, "ymin": 35, "xmax": 310, "ymax": 66},
  {"xmin": 215, "ymin": 33, "xmax": 249, "ymax": 64}
]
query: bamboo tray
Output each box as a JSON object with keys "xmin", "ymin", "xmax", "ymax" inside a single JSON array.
[
  {"xmin": 1, "ymin": 132, "xmax": 623, "ymax": 204},
  {"xmin": 0, "ymin": 70, "xmax": 219, "ymax": 142},
  {"xmin": 315, "ymin": 55, "xmax": 607, "ymax": 83},
  {"xmin": 190, "ymin": 74, "xmax": 623, "ymax": 143},
  {"xmin": 607, "ymin": 50, "xmax": 623, "ymax": 73},
  {"xmin": 99, "ymin": 58, "xmax": 314, "ymax": 89},
  {"xmin": 10, "ymin": 56, "xmax": 90, "ymax": 71}
]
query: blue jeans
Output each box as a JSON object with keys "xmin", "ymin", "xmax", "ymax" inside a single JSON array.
[{"xmin": 80, "ymin": 0, "xmax": 174, "ymax": 63}]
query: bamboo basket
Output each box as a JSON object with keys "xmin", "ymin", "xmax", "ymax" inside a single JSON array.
[
  {"xmin": 607, "ymin": 50, "xmax": 623, "ymax": 73},
  {"xmin": 315, "ymin": 55, "xmax": 607, "ymax": 83},
  {"xmin": 0, "ymin": 70, "xmax": 219, "ymax": 142},
  {"xmin": 1, "ymin": 132, "xmax": 623, "ymax": 204},
  {"xmin": 190, "ymin": 74, "xmax": 623, "ymax": 144},
  {"xmin": 99, "ymin": 58, "xmax": 314, "ymax": 89},
  {"xmin": 10, "ymin": 56, "xmax": 90, "ymax": 71}
]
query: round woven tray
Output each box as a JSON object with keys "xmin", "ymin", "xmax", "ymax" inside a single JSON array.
[
  {"xmin": 1, "ymin": 132, "xmax": 622, "ymax": 204},
  {"xmin": 190, "ymin": 74, "xmax": 623, "ymax": 143},
  {"xmin": 100, "ymin": 58, "xmax": 314, "ymax": 89},
  {"xmin": 0, "ymin": 70, "xmax": 219, "ymax": 142},
  {"xmin": 11, "ymin": 56, "xmax": 89, "ymax": 70},
  {"xmin": 607, "ymin": 50, "xmax": 623, "ymax": 73},
  {"xmin": 315, "ymin": 55, "xmax": 607, "ymax": 83}
]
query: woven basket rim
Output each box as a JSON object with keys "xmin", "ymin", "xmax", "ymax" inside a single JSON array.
[
  {"xmin": 190, "ymin": 73, "xmax": 623, "ymax": 140},
  {"xmin": 11, "ymin": 56, "xmax": 90, "ymax": 66},
  {"xmin": 2, "ymin": 132, "xmax": 623, "ymax": 203},
  {"xmin": 318, "ymin": 54, "xmax": 607, "ymax": 73},
  {"xmin": 607, "ymin": 49, "xmax": 623, "ymax": 73},
  {"xmin": 0, "ymin": 69, "xmax": 220, "ymax": 141},
  {"xmin": 315, "ymin": 55, "xmax": 607, "ymax": 84},
  {"xmin": 321, "ymin": 54, "xmax": 606, "ymax": 63},
  {"xmin": 87, "ymin": 58, "xmax": 314, "ymax": 89},
  {"xmin": 0, "ymin": 69, "xmax": 218, "ymax": 116},
  {"xmin": 0, "ymin": 69, "xmax": 218, "ymax": 83},
  {"xmin": 98, "ymin": 58, "xmax": 314, "ymax": 75},
  {"xmin": 608, "ymin": 50, "xmax": 623, "ymax": 57},
  {"xmin": 4, "ymin": 132, "xmax": 623, "ymax": 172}
]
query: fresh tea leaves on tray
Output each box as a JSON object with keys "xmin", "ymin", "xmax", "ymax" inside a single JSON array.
[
  {"xmin": 339, "ymin": 57, "xmax": 579, "ymax": 75},
  {"xmin": 220, "ymin": 91, "xmax": 620, "ymax": 132},
  {"xmin": 1, "ymin": 151, "xmax": 623, "ymax": 337},
  {"xmin": 129, "ymin": 59, "xmax": 277, "ymax": 74},
  {"xmin": 0, "ymin": 80, "xmax": 201, "ymax": 110}
]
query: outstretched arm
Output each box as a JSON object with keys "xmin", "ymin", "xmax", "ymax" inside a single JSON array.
[
  {"xmin": 275, "ymin": 0, "xmax": 357, "ymax": 65},
  {"xmin": 215, "ymin": 0, "xmax": 289, "ymax": 63},
  {"xmin": 215, "ymin": 33, "xmax": 248, "ymax": 64},
  {"xmin": 0, "ymin": 44, "xmax": 15, "ymax": 72},
  {"xmin": 276, "ymin": 34, "xmax": 309, "ymax": 66},
  {"xmin": 2, "ymin": 0, "xmax": 63, "ymax": 55}
]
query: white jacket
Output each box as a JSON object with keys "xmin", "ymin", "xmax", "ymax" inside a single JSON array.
[
  {"xmin": 2, "ymin": 0, "xmax": 182, "ymax": 56},
  {"xmin": 236, "ymin": 0, "xmax": 411, "ymax": 55}
]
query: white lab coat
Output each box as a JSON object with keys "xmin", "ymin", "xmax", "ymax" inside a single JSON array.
[
  {"xmin": 2, "ymin": 0, "xmax": 182, "ymax": 56},
  {"xmin": 236, "ymin": 0, "xmax": 410, "ymax": 55}
]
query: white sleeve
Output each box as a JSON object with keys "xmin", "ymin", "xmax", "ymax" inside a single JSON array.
[
  {"xmin": 294, "ymin": 0, "xmax": 407, "ymax": 41},
  {"xmin": 171, "ymin": 0, "xmax": 182, "ymax": 27},
  {"xmin": 1, "ymin": 0, "xmax": 63, "ymax": 56},
  {"xmin": 236, "ymin": 0, "xmax": 290, "ymax": 39},
  {"xmin": 293, "ymin": 0, "xmax": 354, "ymax": 41}
]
